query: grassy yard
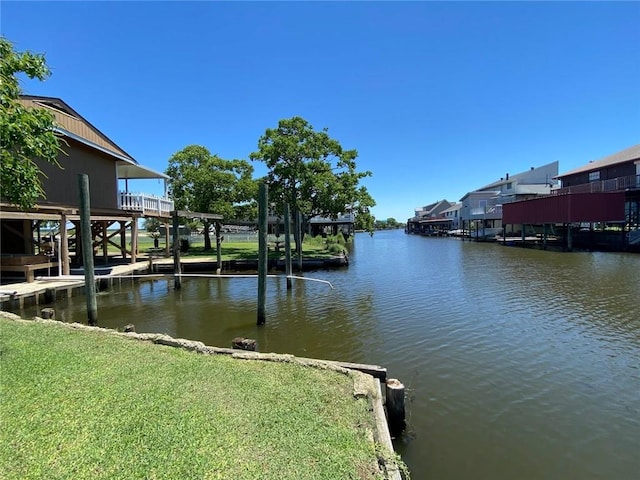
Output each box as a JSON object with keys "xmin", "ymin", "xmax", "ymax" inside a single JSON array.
[
  {"xmin": 0, "ymin": 317, "xmax": 386, "ymax": 480},
  {"xmin": 131, "ymin": 232, "xmax": 348, "ymax": 261},
  {"xmin": 184, "ymin": 241, "xmax": 338, "ymax": 260}
]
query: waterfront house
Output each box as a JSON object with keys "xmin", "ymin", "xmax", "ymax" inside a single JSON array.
[
  {"xmin": 1, "ymin": 96, "xmax": 174, "ymax": 281},
  {"xmin": 441, "ymin": 203, "xmax": 462, "ymax": 232},
  {"xmin": 502, "ymin": 144, "xmax": 640, "ymax": 251},
  {"xmin": 459, "ymin": 161, "xmax": 559, "ymax": 239},
  {"xmin": 406, "ymin": 200, "xmax": 453, "ymax": 235}
]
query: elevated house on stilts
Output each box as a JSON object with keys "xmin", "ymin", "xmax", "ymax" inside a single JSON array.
[
  {"xmin": 1, "ymin": 96, "xmax": 174, "ymax": 283},
  {"xmin": 502, "ymin": 144, "xmax": 640, "ymax": 252}
]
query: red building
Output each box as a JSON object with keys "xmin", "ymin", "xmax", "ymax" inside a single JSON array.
[{"xmin": 502, "ymin": 144, "xmax": 640, "ymax": 251}]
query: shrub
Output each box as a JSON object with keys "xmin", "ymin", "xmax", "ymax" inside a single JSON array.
[{"xmin": 327, "ymin": 243, "xmax": 345, "ymax": 255}]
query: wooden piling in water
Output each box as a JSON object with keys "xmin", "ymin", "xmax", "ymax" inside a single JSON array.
[
  {"xmin": 257, "ymin": 182, "xmax": 268, "ymax": 325},
  {"xmin": 78, "ymin": 174, "xmax": 97, "ymax": 326},
  {"xmin": 172, "ymin": 211, "xmax": 181, "ymax": 290},
  {"xmin": 385, "ymin": 378, "xmax": 406, "ymax": 436},
  {"xmin": 284, "ymin": 203, "xmax": 293, "ymax": 290},
  {"xmin": 215, "ymin": 220, "xmax": 222, "ymax": 275}
]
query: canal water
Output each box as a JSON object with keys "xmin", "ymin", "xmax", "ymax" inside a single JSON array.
[{"xmin": 13, "ymin": 230, "xmax": 640, "ymax": 479}]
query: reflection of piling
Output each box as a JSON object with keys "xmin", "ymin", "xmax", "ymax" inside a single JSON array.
[{"xmin": 385, "ymin": 378, "xmax": 406, "ymax": 436}]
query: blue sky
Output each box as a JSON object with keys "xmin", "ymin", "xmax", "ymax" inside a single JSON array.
[{"xmin": 2, "ymin": 1, "xmax": 639, "ymax": 221}]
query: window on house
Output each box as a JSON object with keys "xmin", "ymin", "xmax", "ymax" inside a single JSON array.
[
  {"xmin": 589, "ymin": 171, "xmax": 600, "ymax": 182},
  {"xmin": 506, "ymin": 182, "xmax": 512, "ymax": 189}
]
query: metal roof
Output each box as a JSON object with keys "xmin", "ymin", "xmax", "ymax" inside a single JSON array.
[
  {"xmin": 19, "ymin": 96, "xmax": 136, "ymax": 162},
  {"xmin": 557, "ymin": 144, "xmax": 640, "ymax": 178},
  {"xmin": 478, "ymin": 161, "xmax": 559, "ymax": 190}
]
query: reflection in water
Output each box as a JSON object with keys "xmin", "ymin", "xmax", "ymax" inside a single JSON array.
[{"xmin": 11, "ymin": 230, "xmax": 640, "ymax": 479}]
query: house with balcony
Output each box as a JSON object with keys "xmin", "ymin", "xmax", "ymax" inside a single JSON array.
[
  {"xmin": 406, "ymin": 200, "xmax": 454, "ymax": 235},
  {"xmin": 459, "ymin": 161, "xmax": 559, "ymax": 240},
  {"xmin": 502, "ymin": 144, "xmax": 640, "ymax": 251},
  {"xmin": 1, "ymin": 96, "xmax": 174, "ymax": 280}
]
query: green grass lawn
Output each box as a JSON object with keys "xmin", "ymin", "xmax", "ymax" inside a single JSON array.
[
  {"xmin": 0, "ymin": 317, "xmax": 385, "ymax": 480},
  {"xmin": 184, "ymin": 241, "xmax": 338, "ymax": 260},
  {"xmin": 113, "ymin": 234, "xmax": 347, "ymax": 261}
]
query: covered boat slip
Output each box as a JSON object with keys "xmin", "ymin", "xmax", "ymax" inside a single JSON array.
[
  {"xmin": 502, "ymin": 191, "xmax": 640, "ymax": 251},
  {"xmin": 0, "ymin": 204, "xmax": 151, "ymax": 282}
]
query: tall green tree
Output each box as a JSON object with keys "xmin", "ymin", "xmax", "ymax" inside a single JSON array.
[
  {"xmin": 166, "ymin": 145, "xmax": 257, "ymax": 250},
  {"xmin": 249, "ymin": 117, "xmax": 375, "ymax": 251},
  {"xmin": 0, "ymin": 37, "xmax": 63, "ymax": 209}
]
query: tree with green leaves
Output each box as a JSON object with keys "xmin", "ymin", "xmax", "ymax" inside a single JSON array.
[
  {"xmin": 0, "ymin": 37, "xmax": 63, "ymax": 209},
  {"xmin": 166, "ymin": 145, "xmax": 257, "ymax": 250},
  {"xmin": 249, "ymin": 117, "xmax": 375, "ymax": 252}
]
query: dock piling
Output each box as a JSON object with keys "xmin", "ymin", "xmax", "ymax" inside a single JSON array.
[
  {"xmin": 385, "ymin": 378, "xmax": 406, "ymax": 436},
  {"xmin": 78, "ymin": 174, "xmax": 98, "ymax": 326}
]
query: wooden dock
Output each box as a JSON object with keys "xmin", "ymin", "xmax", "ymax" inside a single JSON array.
[{"xmin": 0, "ymin": 260, "xmax": 152, "ymax": 310}]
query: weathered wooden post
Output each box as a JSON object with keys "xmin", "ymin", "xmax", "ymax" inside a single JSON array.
[
  {"xmin": 296, "ymin": 210, "xmax": 303, "ymax": 271},
  {"xmin": 215, "ymin": 220, "xmax": 222, "ymax": 275},
  {"xmin": 78, "ymin": 174, "xmax": 98, "ymax": 326},
  {"xmin": 164, "ymin": 221, "xmax": 170, "ymax": 257},
  {"xmin": 283, "ymin": 203, "xmax": 293, "ymax": 290},
  {"xmin": 101, "ymin": 220, "xmax": 109, "ymax": 265},
  {"xmin": 172, "ymin": 211, "xmax": 181, "ymax": 290},
  {"xmin": 60, "ymin": 212, "xmax": 70, "ymax": 275},
  {"xmin": 257, "ymin": 182, "xmax": 268, "ymax": 325},
  {"xmin": 119, "ymin": 220, "xmax": 127, "ymax": 259},
  {"xmin": 130, "ymin": 216, "xmax": 138, "ymax": 263},
  {"xmin": 385, "ymin": 378, "xmax": 406, "ymax": 437}
]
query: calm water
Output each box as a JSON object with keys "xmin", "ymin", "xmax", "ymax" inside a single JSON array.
[{"xmin": 14, "ymin": 230, "xmax": 640, "ymax": 479}]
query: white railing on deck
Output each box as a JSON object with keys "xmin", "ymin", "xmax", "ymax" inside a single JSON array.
[{"xmin": 119, "ymin": 192, "xmax": 174, "ymax": 217}]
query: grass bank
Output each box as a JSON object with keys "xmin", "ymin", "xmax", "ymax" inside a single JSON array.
[{"xmin": 0, "ymin": 317, "xmax": 389, "ymax": 479}]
